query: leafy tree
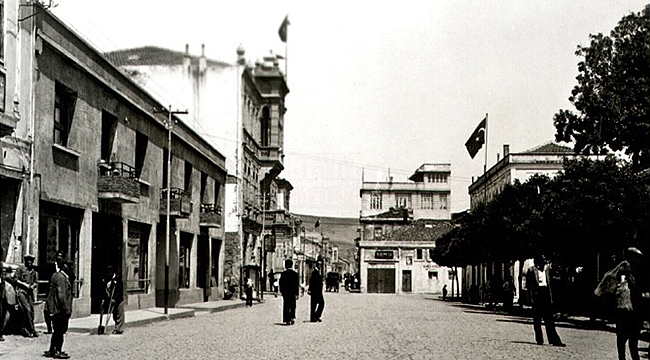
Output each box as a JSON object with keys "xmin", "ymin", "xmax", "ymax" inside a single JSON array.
[{"xmin": 554, "ymin": 5, "xmax": 650, "ymax": 171}]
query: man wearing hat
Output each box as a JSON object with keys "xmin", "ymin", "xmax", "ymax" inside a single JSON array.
[{"xmin": 13, "ymin": 253, "xmax": 39, "ymax": 338}]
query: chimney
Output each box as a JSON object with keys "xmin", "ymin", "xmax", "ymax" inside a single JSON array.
[
  {"xmin": 199, "ymin": 44, "xmax": 207, "ymax": 74},
  {"xmin": 497, "ymin": 153, "xmax": 500, "ymax": 162},
  {"xmin": 503, "ymin": 144, "xmax": 510, "ymax": 157},
  {"xmin": 183, "ymin": 44, "xmax": 191, "ymax": 72},
  {"xmin": 236, "ymin": 44, "xmax": 246, "ymax": 66}
]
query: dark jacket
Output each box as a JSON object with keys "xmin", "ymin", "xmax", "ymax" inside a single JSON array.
[
  {"xmin": 279, "ymin": 269, "xmax": 299, "ymax": 298},
  {"xmin": 46, "ymin": 271, "xmax": 73, "ymax": 316},
  {"xmin": 525, "ymin": 265, "xmax": 553, "ymax": 304},
  {"xmin": 309, "ymin": 270, "xmax": 323, "ymax": 297}
]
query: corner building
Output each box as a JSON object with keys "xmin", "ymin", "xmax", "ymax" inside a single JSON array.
[{"xmin": 358, "ymin": 164, "xmax": 460, "ymax": 294}]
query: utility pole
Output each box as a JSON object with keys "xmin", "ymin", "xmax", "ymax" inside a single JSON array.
[{"xmin": 154, "ymin": 105, "xmax": 188, "ymax": 315}]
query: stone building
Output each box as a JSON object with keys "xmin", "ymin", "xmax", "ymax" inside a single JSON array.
[
  {"xmin": 357, "ymin": 164, "xmax": 458, "ymax": 294},
  {"xmin": 2, "ymin": 5, "xmax": 227, "ymax": 321},
  {"xmin": 105, "ymin": 45, "xmax": 290, "ymax": 298}
]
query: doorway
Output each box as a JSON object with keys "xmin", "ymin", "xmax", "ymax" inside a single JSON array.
[
  {"xmin": 91, "ymin": 212, "xmax": 123, "ymax": 313},
  {"xmin": 197, "ymin": 234, "xmax": 210, "ymax": 301},
  {"xmin": 402, "ymin": 270, "xmax": 412, "ymax": 292},
  {"xmin": 367, "ymin": 268, "xmax": 395, "ymax": 293}
]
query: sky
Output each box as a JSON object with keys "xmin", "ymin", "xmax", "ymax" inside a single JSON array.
[{"xmin": 51, "ymin": 0, "xmax": 648, "ymax": 218}]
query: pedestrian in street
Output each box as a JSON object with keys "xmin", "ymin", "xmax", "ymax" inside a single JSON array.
[
  {"xmin": 595, "ymin": 247, "xmax": 647, "ymax": 360},
  {"xmin": 524, "ymin": 254, "xmax": 566, "ymax": 347},
  {"xmin": 106, "ymin": 266, "xmax": 125, "ymax": 335},
  {"xmin": 44, "ymin": 251, "xmax": 65, "ymax": 334},
  {"xmin": 308, "ymin": 265, "xmax": 324, "ymax": 322},
  {"xmin": 442, "ymin": 284, "xmax": 448, "ymax": 301},
  {"xmin": 245, "ymin": 277, "xmax": 254, "ymax": 307},
  {"xmin": 502, "ymin": 276, "xmax": 516, "ymax": 312},
  {"xmin": 13, "ymin": 253, "xmax": 39, "ymax": 338},
  {"xmin": 279, "ymin": 259, "xmax": 299, "ymax": 325},
  {"xmin": 268, "ymin": 269, "xmax": 275, "ymax": 293},
  {"xmin": 45, "ymin": 260, "xmax": 73, "ymax": 359}
]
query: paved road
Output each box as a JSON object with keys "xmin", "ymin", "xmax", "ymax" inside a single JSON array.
[{"xmin": 1, "ymin": 292, "xmax": 644, "ymax": 359}]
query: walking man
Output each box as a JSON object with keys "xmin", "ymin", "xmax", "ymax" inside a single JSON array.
[
  {"xmin": 45, "ymin": 260, "xmax": 73, "ymax": 359},
  {"xmin": 525, "ymin": 254, "xmax": 566, "ymax": 347},
  {"xmin": 279, "ymin": 259, "xmax": 299, "ymax": 325},
  {"xmin": 309, "ymin": 265, "xmax": 324, "ymax": 322},
  {"xmin": 13, "ymin": 254, "xmax": 39, "ymax": 338},
  {"xmin": 106, "ymin": 267, "xmax": 125, "ymax": 335}
]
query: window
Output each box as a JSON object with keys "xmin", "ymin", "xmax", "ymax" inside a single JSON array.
[
  {"xmin": 426, "ymin": 174, "xmax": 448, "ymax": 183},
  {"xmin": 374, "ymin": 227, "xmax": 383, "ymax": 239},
  {"xmin": 200, "ymin": 172, "xmax": 208, "ymax": 203},
  {"xmin": 416, "ymin": 249, "xmax": 423, "ymax": 260},
  {"xmin": 406, "ymin": 256, "xmax": 413, "ymax": 265},
  {"xmin": 101, "ymin": 111, "xmax": 117, "ymax": 162},
  {"xmin": 421, "ymin": 193, "xmax": 434, "ymax": 209},
  {"xmin": 261, "ymin": 106, "xmax": 270, "ymax": 147},
  {"xmin": 429, "ymin": 249, "xmax": 435, "ymax": 260},
  {"xmin": 184, "ymin": 161, "xmax": 193, "ymax": 193},
  {"xmin": 439, "ymin": 194, "xmax": 448, "ymax": 210},
  {"xmin": 370, "ymin": 192, "xmax": 382, "ymax": 210},
  {"xmin": 395, "ymin": 193, "xmax": 411, "ymax": 208},
  {"xmin": 134, "ymin": 132, "xmax": 148, "ymax": 179},
  {"xmin": 126, "ymin": 222, "xmax": 150, "ymax": 293},
  {"xmin": 53, "ymin": 82, "xmax": 77, "ymax": 147},
  {"xmin": 428, "ymin": 271, "xmax": 438, "ymax": 279},
  {"xmin": 179, "ymin": 233, "xmax": 192, "ymax": 289}
]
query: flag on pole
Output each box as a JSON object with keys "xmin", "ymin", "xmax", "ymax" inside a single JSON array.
[
  {"xmin": 465, "ymin": 116, "xmax": 487, "ymax": 159},
  {"xmin": 278, "ymin": 15, "xmax": 290, "ymax": 43}
]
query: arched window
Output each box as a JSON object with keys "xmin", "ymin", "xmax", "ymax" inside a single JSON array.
[{"xmin": 261, "ymin": 106, "xmax": 270, "ymax": 146}]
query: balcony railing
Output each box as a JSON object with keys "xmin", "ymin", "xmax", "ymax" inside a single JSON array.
[
  {"xmin": 97, "ymin": 161, "xmax": 139, "ymax": 203},
  {"xmin": 200, "ymin": 203, "xmax": 223, "ymax": 227},
  {"xmin": 160, "ymin": 188, "xmax": 192, "ymax": 218}
]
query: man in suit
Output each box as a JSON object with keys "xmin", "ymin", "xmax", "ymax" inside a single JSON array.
[
  {"xmin": 525, "ymin": 254, "xmax": 565, "ymax": 347},
  {"xmin": 309, "ymin": 265, "xmax": 324, "ymax": 322},
  {"xmin": 44, "ymin": 260, "xmax": 73, "ymax": 359},
  {"xmin": 279, "ymin": 259, "xmax": 299, "ymax": 325},
  {"xmin": 105, "ymin": 267, "xmax": 125, "ymax": 335},
  {"xmin": 13, "ymin": 254, "xmax": 39, "ymax": 338}
]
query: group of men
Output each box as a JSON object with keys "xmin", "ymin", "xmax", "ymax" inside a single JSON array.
[
  {"xmin": 0, "ymin": 252, "xmax": 125, "ymax": 359},
  {"xmin": 278, "ymin": 259, "xmax": 325, "ymax": 325}
]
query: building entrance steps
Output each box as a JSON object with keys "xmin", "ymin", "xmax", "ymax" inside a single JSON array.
[{"xmin": 33, "ymin": 300, "xmax": 247, "ymax": 335}]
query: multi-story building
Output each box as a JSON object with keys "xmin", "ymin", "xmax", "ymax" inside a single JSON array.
[
  {"xmin": 2, "ymin": 6, "xmax": 227, "ymax": 321},
  {"xmin": 465, "ymin": 142, "xmax": 593, "ymax": 303},
  {"xmin": 105, "ymin": 45, "xmax": 290, "ymax": 297},
  {"xmin": 357, "ymin": 164, "xmax": 458, "ymax": 294}
]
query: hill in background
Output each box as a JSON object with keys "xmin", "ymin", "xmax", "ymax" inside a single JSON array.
[{"xmin": 294, "ymin": 214, "xmax": 359, "ymax": 264}]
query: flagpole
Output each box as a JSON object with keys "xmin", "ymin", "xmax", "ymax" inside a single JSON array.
[
  {"xmin": 285, "ymin": 28, "xmax": 288, "ymax": 82},
  {"xmin": 483, "ymin": 113, "xmax": 489, "ymax": 174}
]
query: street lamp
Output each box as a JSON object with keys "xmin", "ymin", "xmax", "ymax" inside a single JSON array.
[{"xmin": 154, "ymin": 105, "xmax": 187, "ymax": 315}]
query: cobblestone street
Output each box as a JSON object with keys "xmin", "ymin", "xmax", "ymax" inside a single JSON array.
[{"xmin": 1, "ymin": 292, "xmax": 646, "ymax": 360}]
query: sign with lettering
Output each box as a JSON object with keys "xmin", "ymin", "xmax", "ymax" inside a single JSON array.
[{"xmin": 374, "ymin": 250, "xmax": 394, "ymax": 260}]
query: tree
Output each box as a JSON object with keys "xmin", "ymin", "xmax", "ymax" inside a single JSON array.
[{"xmin": 554, "ymin": 5, "xmax": 650, "ymax": 171}]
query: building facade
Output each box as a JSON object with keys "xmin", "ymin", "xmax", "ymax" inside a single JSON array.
[
  {"xmin": 357, "ymin": 164, "xmax": 458, "ymax": 294},
  {"xmin": 1, "ymin": 6, "xmax": 227, "ymax": 322},
  {"xmin": 105, "ymin": 45, "xmax": 290, "ymax": 298},
  {"xmin": 464, "ymin": 142, "xmax": 593, "ymax": 304}
]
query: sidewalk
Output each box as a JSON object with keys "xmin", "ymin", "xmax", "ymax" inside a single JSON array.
[{"xmin": 33, "ymin": 299, "xmax": 247, "ymax": 335}]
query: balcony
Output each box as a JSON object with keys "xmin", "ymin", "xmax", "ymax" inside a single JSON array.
[
  {"xmin": 199, "ymin": 203, "xmax": 222, "ymax": 228},
  {"xmin": 97, "ymin": 161, "xmax": 139, "ymax": 204},
  {"xmin": 259, "ymin": 146, "xmax": 284, "ymax": 179},
  {"xmin": 160, "ymin": 188, "xmax": 192, "ymax": 218}
]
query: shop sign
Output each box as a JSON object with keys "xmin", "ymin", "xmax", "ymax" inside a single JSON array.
[{"xmin": 374, "ymin": 250, "xmax": 394, "ymax": 260}]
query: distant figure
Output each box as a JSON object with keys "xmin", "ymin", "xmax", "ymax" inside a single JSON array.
[
  {"xmin": 105, "ymin": 267, "xmax": 125, "ymax": 335},
  {"xmin": 525, "ymin": 254, "xmax": 565, "ymax": 347},
  {"xmin": 268, "ymin": 269, "xmax": 275, "ymax": 292},
  {"xmin": 279, "ymin": 259, "xmax": 299, "ymax": 325},
  {"xmin": 45, "ymin": 260, "xmax": 73, "ymax": 359},
  {"xmin": 245, "ymin": 277, "xmax": 254, "ymax": 307},
  {"xmin": 503, "ymin": 276, "xmax": 516, "ymax": 311},
  {"xmin": 13, "ymin": 254, "xmax": 39, "ymax": 338},
  {"xmin": 442, "ymin": 285, "xmax": 448, "ymax": 301},
  {"xmin": 309, "ymin": 266, "xmax": 325, "ymax": 322},
  {"xmin": 595, "ymin": 247, "xmax": 647, "ymax": 360},
  {"xmin": 44, "ymin": 251, "xmax": 65, "ymax": 334}
]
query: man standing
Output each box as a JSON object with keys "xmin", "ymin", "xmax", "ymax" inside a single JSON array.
[
  {"xmin": 106, "ymin": 267, "xmax": 125, "ymax": 335},
  {"xmin": 45, "ymin": 260, "xmax": 72, "ymax": 359},
  {"xmin": 308, "ymin": 266, "xmax": 324, "ymax": 322},
  {"xmin": 44, "ymin": 251, "xmax": 65, "ymax": 334},
  {"xmin": 13, "ymin": 254, "xmax": 39, "ymax": 338},
  {"xmin": 279, "ymin": 259, "xmax": 299, "ymax": 325},
  {"xmin": 525, "ymin": 254, "xmax": 565, "ymax": 347}
]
